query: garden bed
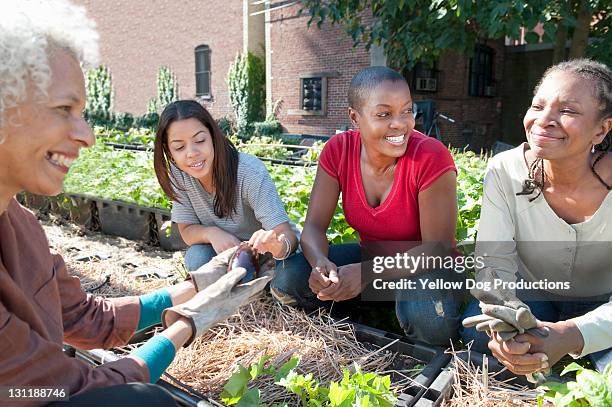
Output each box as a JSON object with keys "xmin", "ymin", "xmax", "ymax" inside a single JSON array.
[{"xmin": 73, "ymin": 307, "xmax": 450, "ymax": 407}]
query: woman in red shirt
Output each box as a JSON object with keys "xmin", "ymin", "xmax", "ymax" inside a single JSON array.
[{"xmin": 271, "ymin": 67, "xmax": 461, "ymax": 346}]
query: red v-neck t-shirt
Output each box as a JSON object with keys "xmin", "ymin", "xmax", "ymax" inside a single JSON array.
[{"xmin": 319, "ymin": 129, "xmax": 456, "ymax": 242}]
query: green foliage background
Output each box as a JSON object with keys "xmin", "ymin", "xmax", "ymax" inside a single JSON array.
[
  {"xmin": 148, "ymin": 66, "xmax": 179, "ymax": 113},
  {"xmin": 63, "ymin": 130, "xmax": 489, "ymax": 244},
  {"xmin": 228, "ymin": 52, "xmax": 266, "ymax": 138}
]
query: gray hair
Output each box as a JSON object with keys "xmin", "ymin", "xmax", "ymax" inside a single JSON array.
[{"xmin": 0, "ymin": 0, "xmax": 99, "ymax": 140}]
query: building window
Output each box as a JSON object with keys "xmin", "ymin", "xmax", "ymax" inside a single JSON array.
[
  {"xmin": 300, "ymin": 76, "xmax": 326, "ymax": 114},
  {"xmin": 287, "ymin": 72, "xmax": 337, "ymax": 117},
  {"xmin": 469, "ymin": 44, "xmax": 496, "ymax": 97},
  {"xmin": 411, "ymin": 62, "xmax": 439, "ymax": 93},
  {"xmin": 301, "ymin": 77, "xmax": 322, "ymax": 111},
  {"xmin": 195, "ymin": 45, "xmax": 211, "ymax": 98}
]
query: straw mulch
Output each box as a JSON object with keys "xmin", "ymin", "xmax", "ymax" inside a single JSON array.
[
  {"xmin": 43, "ymin": 218, "xmax": 423, "ymax": 405},
  {"xmin": 42, "ymin": 217, "xmax": 183, "ymax": 297},
  {"xmin": 167, "ymin": 298, "xmax": 421, "ymax": 404},
  {"xmin": 114, "ymin": 298, "xmax": 422, "ymax": 405},
  {"xmin": 443, "ymin": 347, "xmax": 546, "ymax": 406}
]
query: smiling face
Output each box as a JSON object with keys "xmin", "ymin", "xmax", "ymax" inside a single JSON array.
[
  {"xmin": 166, "ymin": 117, "xmax": 215, "ymax": 182},
  {"xmin": 349, "ymin": 79, "xmax": 415, "ymax": 159},
  {"xmin": 0, "ymin": 48, "xmax": 94, "ymax": 198},
  {"xmin": 524, "ymin": 71, "xmax": 610, "ymax": 161}
]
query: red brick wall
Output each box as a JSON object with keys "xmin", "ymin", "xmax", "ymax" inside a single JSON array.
[
  {"xmin": 425, "ymin": 40, "xmax": 505, "ymax": 150},
  {"xmin": 77, "ymin": 0, "xmax": 243, "ymax": 118},
  {"xmin": 269, "ymin": 5, "xmax": 371, "ymax": 137}
]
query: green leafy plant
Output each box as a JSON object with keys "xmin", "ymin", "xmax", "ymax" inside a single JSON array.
[
  {"xmin": 95, "ymin": 127, "xmax": 156, "ymax": 148},
  {"xmin": 134, "ymin": 112, "xmax": 160, "ymax": 130},
  {"xmin": 253, "ymin": 119, "xmax": 283, "ymax": 138},
  {"xmin": 63, "ymin": 142, "xmax": 169, "ymax": 209},
  {"xmin": 452, "ymin": 149, "xmax": 489, "ymax": 243},
  {"xmin": 239, "ymin": 136, "xmax": 293, "ymax": 161},
  {"xmin": 148, "ymin": 66, "xmax": 179, "ymax": 114},
  {"xmin": 266, "ymin": 164, "xmax": 357, "ymax": 245},
  {"xmin": 217, "ymin": 116, "xmax": 236, "ymax": 136},
  {"xmin": 537, "ymin": 362, "xmax": 612, "ymax": 407},
  {"xmin": 228, "ymin": 52, "xmax": 266, "ymax": 139},
  {"xmin": 221, "ymin": 355, "xmax": 397, "ymax": 407}
]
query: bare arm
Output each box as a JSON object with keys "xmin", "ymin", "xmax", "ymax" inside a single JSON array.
[
  {"xmin": 418, "ymin": 170, "xmax": 457, "ymax": 243},
  {"xmin": 177, "ymin": 223, "xmax": 223, "ymax": 246},
  {"xmin": 177, "ymin": 223, "xmax": 240, "ymax": 253},
  {"xmin": 301, "ymin": 166, "xmax": 341, "ymax": 267}
]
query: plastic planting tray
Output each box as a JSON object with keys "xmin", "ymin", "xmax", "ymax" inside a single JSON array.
[
  {"xmin": 72, "ymin": 322, "xmax": 450, "ymax": 407},
  {"xmin": 152, "ymin": 210, "xmax": 187, "ymax": 251},
  {"xmin": 96, "ymin": 199, "xmax": 152, "ymax": 241},
  {"xmin": 47, "ymin": 193, "xmax": 95, "ymax": 228},
  {"xmin": 22, "ymin": 192, "xmax": 50, "ymax": 212},
  {"xmin": 416, "ymin": 349, "xmax": 533, "ymax": 406}
]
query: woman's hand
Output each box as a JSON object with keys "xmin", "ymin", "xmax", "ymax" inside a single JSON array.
[
  {"xmin": 308, "ymin": 257, "xmax": 338, "ymax": 294},
  {"xmin": 487, "ymin": 332, "xmax": 549, "ymax": 375},
  {"xmin": 248, "ymin": 229, "xmax": 285, "ymax": 257},
  {"xmin": 208, "ymin": 227, "xmax": 241, "ymax": 254},
  {"xmin": 513, "ymin": 320, "xmax": 584, "ymax": 371},
  {"xmin": 317, "ymin": 263, "xmax": 362, "ymax": 302}
]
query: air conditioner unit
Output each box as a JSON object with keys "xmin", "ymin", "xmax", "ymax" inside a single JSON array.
[
  {"xmin": 415, "ymin": 77, "xmax": 437, "ymax": 92},
  {"xmin": 484, "ymin": 85, "xmax": 496, "ymax": 97}
]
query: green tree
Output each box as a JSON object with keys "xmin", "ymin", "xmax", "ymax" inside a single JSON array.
[
  {"xmin": 228, "ymin": 52, "xmax": 266, "ymax": 138},
  {"xmin": 300, "ymin": 0, "xmax": 611, "ymax": 68}
]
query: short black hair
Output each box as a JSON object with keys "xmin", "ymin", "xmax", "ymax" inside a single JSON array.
[{"xmin": 348, "ymin": 66, "xmax": 407, "ymax": 111}]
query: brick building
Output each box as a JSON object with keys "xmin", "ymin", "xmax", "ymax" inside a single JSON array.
[
  {"xmin": 78, "ymin": 1, "xmax": 508, "ymax": 149},
  {"xmin": 76, "ymin": 0, "xmax": 252, "ymax": 120},
  {"xmin": 268, "ymin": 4, "xmax": 505, "ymax": 149}
]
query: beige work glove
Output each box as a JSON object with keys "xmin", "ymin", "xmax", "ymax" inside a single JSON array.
[
  {"xmin": 462, "ymin": 302, "xmax": 550, "ymax": 384},
  {"xmin": 188, "ymin": 246, "xmax": 238, "ymax": 292},
  {"xmin": 463, "ymin": 302, "xmax": 548, "ymax": 341},
  {"xmin": 163, "ymin": 265, "xmax": 274, "ymax": 346}
]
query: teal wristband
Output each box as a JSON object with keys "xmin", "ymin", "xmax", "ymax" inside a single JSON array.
[
  {"xmin": 130, "ymin": 335, "xmax": 176, "ymax": 383},
  {"xmin": 137, "ymin": 288, "xmax": 173, "ymax": 331}
]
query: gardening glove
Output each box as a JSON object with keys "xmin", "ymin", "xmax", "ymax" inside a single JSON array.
[
  {"xmin": 163, "ymin": 264, "xmax": 274, "ymax": 346},
  {"xmin": 188, "ymin": 246, "xmax": 238, "ymax": 292},
  {"xmin": 462, "ymin": 302, "xmax": 550, "ymax": 384},
  {"xmin": 463, "ymin": 302, "xmax": 549, "ymax": 340}
]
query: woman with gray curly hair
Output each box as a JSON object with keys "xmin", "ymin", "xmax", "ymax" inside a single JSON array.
[{"xmin": 0, "ymin": 2, "xmax": 269, "ymax": 405}]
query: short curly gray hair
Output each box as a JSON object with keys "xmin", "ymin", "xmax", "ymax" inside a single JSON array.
[{"xmin": 0, "ymin": 0, "xmax": 99, "ymax": 141}]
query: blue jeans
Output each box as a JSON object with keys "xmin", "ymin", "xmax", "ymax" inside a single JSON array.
[
  {"xmin": 184, "ymin": 244, "xmax": 217, "ymax": 271},
  {"xmin": 460, "ymin": 298, "xmax": 611, "ymax": 373},
  {"xmin": 270, "ymin": 243, "xmax": 462, "ymax": 347}
]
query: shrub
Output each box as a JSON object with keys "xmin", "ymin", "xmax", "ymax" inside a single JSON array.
[
  {"xmin": 148, "ymin": 66, "xmax": 179, "ymax": 114},
  {"xmin": 216, "ymin": 116, "xmax": 236, "ymax": 136},
  {"xmin": 228, "ymin": 52, "xmax": 265, "ymax": 139},
  {"xmin": 134, "ymin": 112, "xmax": 160, "ymax": 130},
  {"xmin": 85, "ymin": 65, "xmax": 113, "ymax": 119},
  {"xmin": 113, "ymin": 112, "xmax": 134, "ymax": 131},
  {"xmin": 253, "ymin": 119, "xmax": 282, "ymax": 137}
]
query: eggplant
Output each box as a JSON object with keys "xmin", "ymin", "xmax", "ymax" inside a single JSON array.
[{"xmin": 228, "ymin": 242, "xmax": 260, "ymax": 283}]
